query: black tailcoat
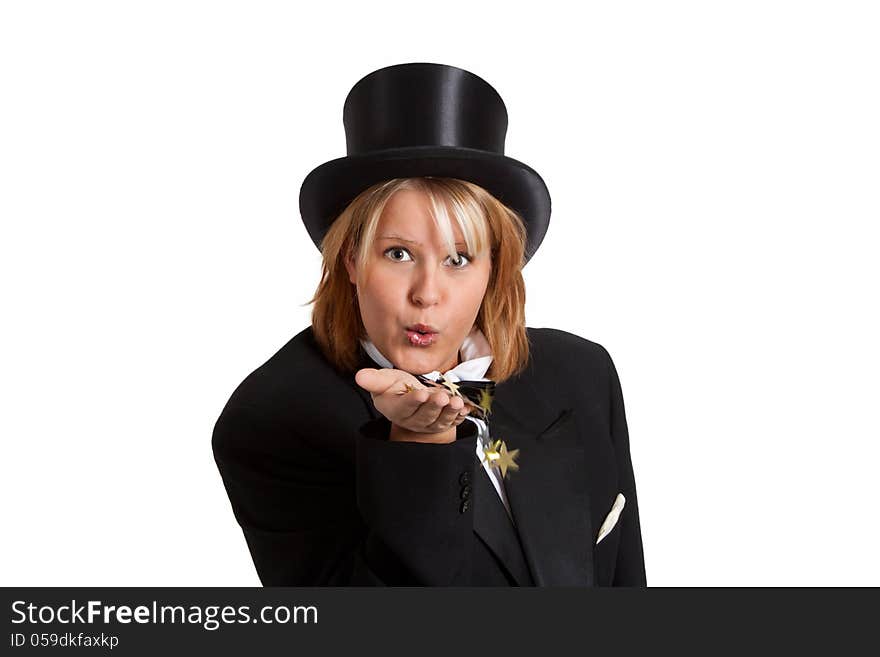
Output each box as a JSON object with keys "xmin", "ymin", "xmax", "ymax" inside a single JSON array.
[{"xmin": 211, "ymin": 325, "xmax": 646, "ymax": 586}]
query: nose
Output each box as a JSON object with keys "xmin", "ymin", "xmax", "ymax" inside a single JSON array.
[{"xmin": 410, "ymin": 264, "xmax": 443, "ymax": 307}]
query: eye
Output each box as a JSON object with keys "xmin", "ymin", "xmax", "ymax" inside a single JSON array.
[
  {"xmin": 446, "ymin": 252, "xmax": 472, "ymax": 268},
  {"xmin": 384, "ymin": 246, "xmax": 413, "ymax": 262}
]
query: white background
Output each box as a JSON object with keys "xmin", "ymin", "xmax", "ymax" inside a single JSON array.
[{"xmin": 2, "ymin": 1, "xmax": 877, "ymax": 586}]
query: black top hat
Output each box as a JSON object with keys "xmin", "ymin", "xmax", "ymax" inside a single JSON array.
[{"xmin": 298, "ymin": 62, "xmax": 551, "ymax": 266}]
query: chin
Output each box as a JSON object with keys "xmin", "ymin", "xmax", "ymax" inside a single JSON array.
[{"xmin": 396, "ymin": 352, "xmax": 441, "ymax": 374}]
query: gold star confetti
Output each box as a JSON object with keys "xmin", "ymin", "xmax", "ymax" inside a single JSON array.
[
  {"xmin": 411, "ymin": 373, "xmax": 494, "ymax": 422},
  {"xmin": 440, "ymin": 377, "xmax": 460, "ymax": 397},
  {"xmin": 481, "ymin": 439, "xmax": 520, "ymax": 478},
  {"xmin": 477, "ymin": 388, "xmax": 493, "ymax": 415},
  {"xmin": 396, "ymin": 383, "xmax": 416, "ymax": 395}
]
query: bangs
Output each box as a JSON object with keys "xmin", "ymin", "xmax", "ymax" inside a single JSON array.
[{"xmin": 354, "ymin": 177, "xmax": 492, "ymax": 269}]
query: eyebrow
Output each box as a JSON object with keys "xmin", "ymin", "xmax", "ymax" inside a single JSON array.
[{"xmin": 379, "ymin": 234, "xmax": 467, "ymax": 247}]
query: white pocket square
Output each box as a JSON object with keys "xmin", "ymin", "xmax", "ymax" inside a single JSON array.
[{"xmin": 595, "ymin": 492, "xmax": 626, "ymax": 545}]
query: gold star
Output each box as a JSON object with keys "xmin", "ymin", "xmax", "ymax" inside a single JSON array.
[
  {"xmin": 495, "ymin": 441, "xmax": 520, "ymax": 478},
  {"xmin": 481, "ymin": 439, "xmax": 520, "ymax": 478},
  {"xmin": 440, "ymin": 377, "xmax": 460, "ymax": 397},
  {"xmin": 478, "ymin": 388, "xmax": 493, "ymax": 415}
]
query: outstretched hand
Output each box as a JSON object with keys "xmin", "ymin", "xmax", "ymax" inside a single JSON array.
[{"xmin": 355, "ymin": 368, "xmax": 470, "ymax": 439}]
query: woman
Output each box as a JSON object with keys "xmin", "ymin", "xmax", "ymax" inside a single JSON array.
[{"xmin": 212, "ymin": 62, "xmax": 646, "ymax": 586}]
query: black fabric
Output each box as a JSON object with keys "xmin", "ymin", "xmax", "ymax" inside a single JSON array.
[{"xmin": 211, "ymin": 325, "xmax": 646, "ymax": 586}]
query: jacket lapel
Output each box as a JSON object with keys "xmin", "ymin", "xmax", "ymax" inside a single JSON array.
[
  {"xmin": 471, "ymin": 458, "xmax": 534, "ymax": 585},
  {"xmin": 487, "ymin": 377, "xmax": 595, "ymax": 587}
]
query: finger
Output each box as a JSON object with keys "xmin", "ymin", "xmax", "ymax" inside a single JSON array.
[
  {"xmin": 431, "ymin": 394, "xmax": 465, "ymax": 428},
  {"xmin": 420, "ymin": 391, "xmax": 466, "ymax": 432},
  {"xmin": 407, "ymin": 389, "xmax": 453, "ymax": 428},
  {"xmin": 356, "ymin": 368, "xmax": 423, "ymax": 398},
  {"xmin": 398, "ymin": 388, "xmax": 432, "ymax": 420},
  {"xmin": 355, "ymin": 368, "xmax": 398, "ymax": 395}
]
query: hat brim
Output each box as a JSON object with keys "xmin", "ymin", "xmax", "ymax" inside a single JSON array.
[{"xmin": 298, "ymin": 146, "xmax": 550, "ymax": 266}]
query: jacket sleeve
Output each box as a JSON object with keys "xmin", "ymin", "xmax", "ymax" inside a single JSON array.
[
  {"xmin": 604, "ymin": 348, "xmax": 648, "ymax": 586},
  {"xmin": 211, "ymin": 403, "xmax": 480, "ymax": 586}
]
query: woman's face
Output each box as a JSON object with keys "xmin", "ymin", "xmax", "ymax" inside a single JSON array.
[{"xmin": 346, "ymin": 189, "xmax": 492, "ymax": 375}]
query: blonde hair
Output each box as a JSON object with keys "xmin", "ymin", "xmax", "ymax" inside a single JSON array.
[{"xmin": 306, "ymin": 177, "xmax": 530, "ymax": 383}]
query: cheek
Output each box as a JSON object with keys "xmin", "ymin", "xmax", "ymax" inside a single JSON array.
[
  {"xmin": 446, "ymin": 280, "xmax": 488, "ymax": 330},
  {"xmin": 463, "ymin": 273, "xmax": 490, "ymax": 306},
  {"xmin": 359, "ymin": 276, "xmax": 402, "ymax": 319}
]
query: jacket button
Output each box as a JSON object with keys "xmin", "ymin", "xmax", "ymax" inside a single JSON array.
[
  {"xmin": 459, "ymin": 471, "xmax": 470, "ymax": 486},
  {"xmin": 460, "ymin": 484, "xmax": 471, "ymax": 500},
  {"xmin": 460, "ymin": 499, "xmax": 471, "ymax": 513}
]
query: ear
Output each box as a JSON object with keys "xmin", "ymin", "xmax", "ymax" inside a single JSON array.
[{"xmin": 344, "ymin": 250, "xmax": 357, "ymax": 285}]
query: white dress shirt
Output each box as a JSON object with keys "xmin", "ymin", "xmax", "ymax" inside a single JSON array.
[{"xmin": 359, "ymin": 326, "xmax": 515, "ymax": 524}]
